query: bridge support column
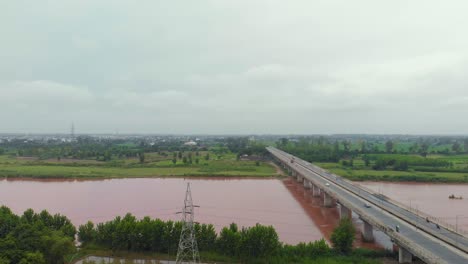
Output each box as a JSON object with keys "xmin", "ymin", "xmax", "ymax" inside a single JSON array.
[
  {"xmin": 303, "ymin": 179, "xmax": 310, "ymax": 189},
  {"xmin": 362, "ymin": 220, "xmax": 374, "ymax": 242},
  {"xmin": 323, "ymin": 192, "xmax": 333, "ymax": 207},
  {"xmin": 312, "ymin": 184, "xmax": 320, "ymax": 197},
  {"xmin": 398, "ymin": 246, "xmax": 412, "ymax": 263},
  {"xmin": 339, "ymin": 204, "xmax": 351, "ymax": 219},
  {"xmin": 296, "ymin": 174, "xmax": 303, "ymax": 183}
]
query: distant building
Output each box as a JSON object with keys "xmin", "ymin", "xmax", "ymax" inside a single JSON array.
[{"xmin": 184, "ymin": 140, "xmax": 197, "ymax": 146}]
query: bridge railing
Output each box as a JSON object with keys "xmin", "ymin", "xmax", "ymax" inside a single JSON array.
[
  {"xmin": 270, "ymin": 148, "xmax": 466, "ymax": 262},
  {"xmin": 349, "ymin": 181, "xmax": 468, "ymax": 237},
  {"xmin": 290, "ymin": 150, "xmax": 468, "ymax": 238},
  {"xmin": 335, "ymin": 185, "xmax": 449, "ymax": 264}
]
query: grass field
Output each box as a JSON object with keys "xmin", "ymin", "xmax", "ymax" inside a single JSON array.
[
  {"xmin": 0, "ymin": 152, "xmax": 277, "ymax": 179},
  {"xmin": 316, "ymin": 154, "xmax": 468, "ymax": 183}
]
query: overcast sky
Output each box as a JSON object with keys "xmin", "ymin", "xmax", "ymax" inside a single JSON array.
[{"xmin": 1, "ymin": 1, "xmax": 468, "ymax": 134}]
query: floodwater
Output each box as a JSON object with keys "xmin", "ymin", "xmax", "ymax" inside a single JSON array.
[
  {"xmin": 0, "ymin": 177, "xmax": 325, "ymax": 245},
  {"xmin": 360, "ymin": 182, "xmax": 468, "ymax": 233}
]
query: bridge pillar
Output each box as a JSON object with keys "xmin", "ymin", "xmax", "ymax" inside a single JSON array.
[
  {"xmin": 303, "ymin": 179, "xmax": 310, "ymax": 189},
  {"xmin": 398, "ymin": 246, "xmax": 412, "ymax": 263},
  {"xmin": 323, "ymin": 192, "xmax": 333, "ymax": 207},
  {"xmin": 362, "ymin": 220, "xmax": 374, "ymax": 242},
  {"xmin": 339, "ymin": 204, "xmax": 351, "ymax": 219},
  {"xmin": 296, "ymin": 174, "xmax": 303, "ymax": 183},
  {"xmin": 312, "ymin": 184, "xmax": 320, "ymax": 197}
]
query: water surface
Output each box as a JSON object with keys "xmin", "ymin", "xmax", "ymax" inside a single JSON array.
[{"xmin": 0, "ymin": 177, "xmax": 323, "ymax": 244}]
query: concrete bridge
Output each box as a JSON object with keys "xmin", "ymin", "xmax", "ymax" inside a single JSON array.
[{"xmin": 267, "ymin": 147, "xmax": 468, "ymax": 264}]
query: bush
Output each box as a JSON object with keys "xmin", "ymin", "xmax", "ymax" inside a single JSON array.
[{"xmin": 331, "ymin": 218, "xmax": 355, "ymax": 255}]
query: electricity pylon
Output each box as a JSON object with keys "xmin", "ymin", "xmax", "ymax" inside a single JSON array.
[{"xmin": 176, "ymin": 182, "xmax": 200, "ymax": 264}]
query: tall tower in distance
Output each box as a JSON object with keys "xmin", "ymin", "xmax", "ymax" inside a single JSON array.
[
  {"xmin": 71, "ymin": 122, "xmax": 75, "ymax": 138},
  {"xmin": 176, "ymin": 183, "xmax": 200, "ymax": 264}
]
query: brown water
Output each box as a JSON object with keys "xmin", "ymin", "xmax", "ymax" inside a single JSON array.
[
  {"xmin": 360, "ymin": 182, "xmax": 468, "ymax": 232},
  {"xmin": 0, "ymin": 177, "xmax": 324, "ymax": 245}
]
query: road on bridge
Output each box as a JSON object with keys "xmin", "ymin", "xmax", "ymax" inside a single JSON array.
[{"xmin": 268, "ymin": 147, "xmax": 468, "ymax": 264}]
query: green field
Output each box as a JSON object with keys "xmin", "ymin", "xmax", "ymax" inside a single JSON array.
[
  {"xmin": 0, "ymin": 152, "xmax": 277, "ymax": 179},
  {"xmin": 316, "ymin": 154, "xmax": 468, "ymax": 183}
]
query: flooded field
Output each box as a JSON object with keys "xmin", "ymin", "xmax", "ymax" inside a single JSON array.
[
  {"xmin": 0, "ymin": 177, "xmax": 324, "ymax": 245},
  {"xmin": 360, "ymin": 182, "xmax": 468, "ymax": 232}
]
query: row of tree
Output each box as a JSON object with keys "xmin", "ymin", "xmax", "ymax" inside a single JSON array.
[
  {"xmin": 277, "ymin": 137, "xmax": 468, "ymax": 163},
  {"xmin": 0, "ymin": 206, "xmax": 76, "ymax": 264},
  {"xmin": 78, "ymin": 214, "xmax": 281, "ymax": 259},
  {"xmin": 0, "ymin": 205, "xmax": 362, "ymax": 264},
  {"xmin": 78, "ymin": 214, "xmax": 359, "ymax": 261}
]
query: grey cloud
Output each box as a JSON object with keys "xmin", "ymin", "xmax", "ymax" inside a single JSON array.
[{"xmin": 1, "ymin": 1, "xmax": 468, "ymax": 134}]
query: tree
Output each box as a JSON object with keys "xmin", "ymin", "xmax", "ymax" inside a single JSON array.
[
  {"xmin": 217, "ymin": 223, "xmax": 241, "ymax": 256},
  {"xmin": 239, "ymin": 224, "xmax": 280, "ymax": 258},
  {"xmin": 363, "ymin": 155, "xmax": 370, "ymax": 167},
  {"xmin": 420, "ymin": 142, "xmax": 429, "ymax": 157},
  {"xmin": 342, "ymin": 141, "xmax": 350, "ymax": 154},
  {"xmin": 385, "ymin": 140, "xmax": 394, "ymax": 153},
  {"xmin": 360, "ymin": 141, "xmax": 368, "ymax": 153},
  {"xmin": 279, "ymin": 138, "xmax": 289, "ymax": 147},
  {"xmin": 139, "ymin": 152, "xmax": 145, "ymax": 163},
  {"xmin": 330, "ymin": 218, "xmax": 355, "ymax": 255},
  {"xmin": 19, "ymin": 252, "xmax": 46, "ymax": 264},
  {"xmin": 78, "ymin": 221, "xmax": 96, "ymax": 244},
  {"xmin": 452, "ymin": 142, "xmax": 461, "ymax": 153},
  {"xmin": 172, "ymin": 158, "xmax": 176, "ymax": 165},
  {"xmin": 195, "ymin": 158, "xmax": 199, "ymax": 164},
  {"xmin": 205, "ymin": 153, "xmax": 210, "ymax": 161}
]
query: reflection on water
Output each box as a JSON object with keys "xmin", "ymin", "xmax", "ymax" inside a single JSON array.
[{"xmin": 282, "ymin": 178, "xmax": 391, "ymax": 249}]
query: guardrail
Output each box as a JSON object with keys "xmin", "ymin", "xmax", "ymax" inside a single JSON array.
[
  {"xmin": 314, "ymin": 171, "xmax": 448, "ymax": 264},
  {"xmin": 275, "ymin": 149, "xmax": 468, "ymax": 250},
  {"xmin": 269, "ymin": 148, "xmax": 468, "ymax": 261},
  {"xmin": 303, "ymin": 159, "xmax": 468, "ymax": 253},
  {"xmin": 347, "ymin": 180, "xmax": 468, "ymax": 237}
]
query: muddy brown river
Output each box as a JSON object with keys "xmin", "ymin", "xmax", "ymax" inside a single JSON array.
[
  {"xmin": 1, "ymin": 177, "xmax": 466, "ymax": 248},
  {"xmin": 0, "ymin": 177, "xmax": 323, "ymax": 245}
]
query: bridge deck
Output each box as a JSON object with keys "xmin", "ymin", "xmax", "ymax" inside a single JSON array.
[{"xmin": 267, "ymin": 147, "xmax": 468, "ymax": 264}]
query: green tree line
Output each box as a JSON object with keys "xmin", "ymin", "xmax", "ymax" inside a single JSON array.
[
  {"xmin": 0, "ymin": 206, "xmax": 76, "ymax": 264},
  {"xmin": 0, "ymin": 206, "xmax": 388, "ymax": 264}
]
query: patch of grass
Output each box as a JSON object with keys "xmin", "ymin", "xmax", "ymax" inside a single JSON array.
[
  {"xmin": 0, "ymin": 153, "xmax": 276, "ymax": 179},
  {"xmin": 316, "ymin": 154, "xmax": 468, "ymax": 183}
]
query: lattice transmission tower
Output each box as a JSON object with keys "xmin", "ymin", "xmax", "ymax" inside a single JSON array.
[{"xmin": 176, "ymin": 182, "xmax": 200, "ymax": 264}]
